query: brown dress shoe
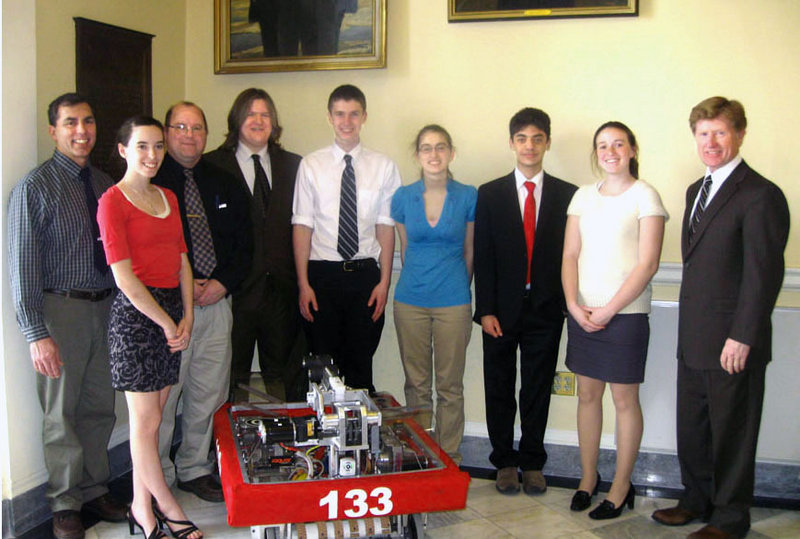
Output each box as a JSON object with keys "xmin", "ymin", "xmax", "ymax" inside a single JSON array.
[
  {"xmin": 495, "ymin": 466, "xmax": 520, "ymax": 495},
  {"xmin": 52, "ymin": 510, "xmax": 85, "ymax": 539},
  {"xmin": 652, "ymin": 505, "xmax": 701, "ymax": 526},
  {"xmin": 83, "ymin": 493, "xmax": 128, "ymax": 522},
  {"xmin": 688, "ymin": 524, "xmax": 733, "ymax": 538},
  {"xmin": 522, "ymin": 470, "xmax": 547, "ymax": 495},
  {"xmin": 177, "ymin": 474, "xmax": 224, "ymax": 502}
]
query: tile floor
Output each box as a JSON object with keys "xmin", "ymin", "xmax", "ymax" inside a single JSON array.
[{"xmin": 80, "ymin": 478, "xmax": 800, "ymax": 539}]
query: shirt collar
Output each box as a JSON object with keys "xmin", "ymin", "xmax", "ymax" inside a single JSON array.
[
  {"xmin": 706, "ymin": 154, "xmax": 743, "ymax": 184},
  {"xmin": 52, "ymin": 149, "xmax": 86, "ymax": 179},
  {"xmin": 514, "ymin": 167, "xmax": 544, "ymax": 191},
  {"xmin": 236, "ymin": 142, "xmax": 268, "ymax": 163},
  {"xmin": 332, "ymin": 142, "xmax": 362, "ymax": 162}
]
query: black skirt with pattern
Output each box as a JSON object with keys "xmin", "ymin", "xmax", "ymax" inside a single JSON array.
[{"xmin": 108, "ymin": 286, "xmax": 183, "ymax": 392}]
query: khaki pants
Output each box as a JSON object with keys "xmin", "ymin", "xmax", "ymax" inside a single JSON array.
[
  {"xmin": 393, "ymin": 301, "xmax": 472, "ymax": 462},
  {"xmin": 40, "ymin": 293, "xmax": 115, "ymax": 511},
  {"xmin": 159, "ymin": 297, "xmax": 232, "ymax": 483}
]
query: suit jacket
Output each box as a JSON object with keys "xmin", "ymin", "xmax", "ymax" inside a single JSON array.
[
  {"xmin": 678, "ymin": 160, "xmax": 789, "ymax": 370},
  {"xmin": 474, "ymin": 171, "xmax": 577, "ymax": 330},
  {"xmin": 152, "ymin": 153, "xmax": 252, "ymax": 295},
  {"xmin": 205, "ymin": 144, "xmax": 302, "ymax": 298}
]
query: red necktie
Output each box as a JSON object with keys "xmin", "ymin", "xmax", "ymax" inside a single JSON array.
[{"xmin": 523, "ymin": 181, "xmax": 536, "ymax": 285}]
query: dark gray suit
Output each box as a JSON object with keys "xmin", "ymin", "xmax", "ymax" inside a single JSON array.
[{"xmin": 676, "ymin": 160, "xmax": 789, "ymax": 536}]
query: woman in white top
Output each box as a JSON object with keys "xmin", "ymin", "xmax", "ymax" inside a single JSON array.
[{"xmin": 562, "ymin": 121, "xmax": 668, "ymax": 519}]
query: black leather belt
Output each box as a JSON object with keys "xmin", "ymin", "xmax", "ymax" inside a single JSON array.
[
  {"xmin": 310, "ymin": 259, "xmax": 376, "ymax": 272},
  {"xmin": 44, "ymin": 288, "xmax": 114, "ymax": 301}
]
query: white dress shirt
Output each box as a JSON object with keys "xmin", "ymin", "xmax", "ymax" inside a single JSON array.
[
  {"xmin": 690, "ymin": 154, "xmax": 743, "ymax": 218},
  {"xmin": 235, "ymin": 143, "xmax": 271, "ymax": 194},
  {"xmin": 292, "ymin": 142, "xmax": 401, "ymax": 262},
  {"xmin": 515, "ymin": 167, "xmax": 543, "ymax": 223}
]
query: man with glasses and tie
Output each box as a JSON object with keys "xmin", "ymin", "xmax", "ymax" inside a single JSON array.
[
  {"xmin": 153, "ymin": 101, "xmax": 252, "ymax": 503},
  {"xmin": 651, "ymin": 97, "xmax": 789, "ymax": 539},
  {"xmin": 474, "ymin": 108, "xmax": 576, "ymax": 496},
  {"xmin": 206, "ymin": 88, "xmax": 304, "ymax": 402},
  {"xmin": 292, "ymin": 84, "xmax": 401, "ymax": 394},
  {"xmin": 8, "ymin": 92, "xmax": 127, "ymax": 539}
]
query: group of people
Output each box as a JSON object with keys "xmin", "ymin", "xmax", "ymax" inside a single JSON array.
[{"xmin": 8, "ymin": 85, "xmax": 789, "ymax": 539}]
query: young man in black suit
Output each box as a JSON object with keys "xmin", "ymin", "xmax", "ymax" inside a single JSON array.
[
  {"xmin": 205, "ymin": 88, "xmax": 305, "ymax": 402},
  {"xmin": 474, "ymin": 108, "xmax": 577, "ymax": 495},
  {"xmin": 652, "ymin": 97, "xmax": 789, "ymax": 539}
]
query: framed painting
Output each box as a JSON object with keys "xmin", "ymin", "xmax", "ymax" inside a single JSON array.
[
  {"xmin": 215, "ymin": 0, "xmax": 386, "ymax": 73},
  {"xmin": 448, "ymin": 0, "xmax": 638, "ymax": 22}
]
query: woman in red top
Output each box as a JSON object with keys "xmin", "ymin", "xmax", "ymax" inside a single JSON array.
[{"xmin": 97, "ymin": 116, "xmax": 200, "ymax": 539}]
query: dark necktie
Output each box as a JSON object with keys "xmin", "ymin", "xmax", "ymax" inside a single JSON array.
[
  {"xmin": 337, "ymin": 154, "xmax": 358, "ymax": 260},
  {"xmin": 689, "ymin": 175, "xmax": 712, "ymax": 242},
  {"xmin": 80, "ymin": 167, "xmax": 107, "ymax": 274},
  {"xmin": 252, "ymin": 154, "xmax": 271, "ymax": 218},
  {"xmin": 523, "ymin": 181, "xmax": 536, "ymax": 285},
  {"xmin": 183, "ymin": 168, "xmax": 217, "ymax": 277}
]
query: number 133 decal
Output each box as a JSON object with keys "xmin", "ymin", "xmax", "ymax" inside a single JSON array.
[{"xmin": 319, "ymin": 487, "xmax": 393, "ymax": 519}]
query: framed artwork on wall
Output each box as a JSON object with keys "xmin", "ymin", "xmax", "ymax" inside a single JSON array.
[
  {"xmin": 215, "ymin": 0, "xmax": 386, "ymax": 73},
  {"xmin": 448, "ymin": 0, "xmax": 638, "ymax": 22}
]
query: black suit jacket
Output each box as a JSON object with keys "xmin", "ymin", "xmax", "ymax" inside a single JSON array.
[
  {"xmin": 474, "ymin": 171, "xmax": 577, "ymax": 330},
  {"xmin": 677, "ymin": 160, "xmax": 789, "ymax": 370},
  {"xmin": 205, "ymin": 144, "xmax": 302, "ymax": 295},
  {"xmin": 152, "ymin": 153, "xmax": 252, "ymax": 295}
]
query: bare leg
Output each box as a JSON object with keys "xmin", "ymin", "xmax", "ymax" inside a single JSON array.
[
  {"xmin": 126, "ymin": 388, "xmax": 203, "ymax": 539},
  {"xmin": 607, "ymin": 382, "xmax": 642, "ymax": 506},
  {"xmin": 576, "ymin": 374, "xmax": 604, "ymax": 492}
]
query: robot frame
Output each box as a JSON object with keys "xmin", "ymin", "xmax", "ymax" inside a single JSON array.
[{"xmin": 213, "ymin": 355, "xmax": 470, "ymax": 539}]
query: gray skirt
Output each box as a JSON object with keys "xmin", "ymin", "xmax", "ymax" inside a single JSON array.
[
  {"xmin": 565, "ymin": 313, "xmax": 649, "ymax": 384},
  {"xmin": 108, "ymin": 286, "xmax": 182, "ymax": 392}
]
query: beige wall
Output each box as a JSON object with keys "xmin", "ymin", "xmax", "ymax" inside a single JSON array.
[
  {"xmin": 3, "ymin": 0, "xmax": 799, "ymax": 503},
  {"xmin": 187, "ymin": 0, "xmax": 798, "ymax": 268}
]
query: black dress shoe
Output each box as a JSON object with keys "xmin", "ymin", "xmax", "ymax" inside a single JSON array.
[
  {"xmin": 177, "ymin": 474, "xmax": 224, "ymax": 502},
  {"xmin": 570, "ymin": 472, "xmax": 601, "ymax": 511},
  {"xmin": 588, "ymin": 483, "xmax": 635, "ymax": 520}
]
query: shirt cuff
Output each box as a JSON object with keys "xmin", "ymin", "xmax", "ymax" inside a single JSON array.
[{"xmin": 23, "ymin": 325, "xmax": 50, "ymax": 343}]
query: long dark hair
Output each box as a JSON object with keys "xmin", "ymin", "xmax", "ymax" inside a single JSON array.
[
  {"xmin": 219, "ymin": 88, "xmax": 283, "ymax": 150},
  {"xmin": 591, "ymin": 121, "xmax": 639, "ymax": 179}
]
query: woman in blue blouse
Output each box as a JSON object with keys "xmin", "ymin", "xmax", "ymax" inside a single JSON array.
[{"xmin": 391, "ymin": 124, "xmax": 477, "ymax": 463}]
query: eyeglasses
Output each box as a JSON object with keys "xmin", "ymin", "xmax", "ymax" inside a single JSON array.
[
  {"xmin": 168, "ymin": 123, "xmax": 205, "ymax": 135},
  {"xmin": 418, "ymin": 143, "xmax": 451, "ymax": 155}
]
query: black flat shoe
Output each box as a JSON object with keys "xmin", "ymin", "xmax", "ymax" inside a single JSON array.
[
  {"xmin": 570, "ymin": 472, "xmax": 601, "ymax": 511},
  {"xmin": 588, "ymin": 483, "xmax": 635, "ymax": 520}
]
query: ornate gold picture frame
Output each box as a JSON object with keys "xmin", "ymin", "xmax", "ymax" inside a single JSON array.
[
  {"xmin": 448, "ymin": 1, "xmax": 638, "ymax": 22},
  {"xmin": 214, "ymin": 0, "xmax": 386, "ymax": 74}
]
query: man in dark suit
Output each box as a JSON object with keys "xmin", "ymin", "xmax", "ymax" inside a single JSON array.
[
  {"xmin": 205, "ymin": 88, "xmax": 305, "ymax": 402},
  {"xmin": 474, "ymin": 108, "xmax": 577, "ymax": 495},
  {"xmin": 652, "ymin": 97, "xmax": 790, "ymax": 539},
  {"xmin": 153, "ymin": 101, "xmax": 252, "ymax": 502}
]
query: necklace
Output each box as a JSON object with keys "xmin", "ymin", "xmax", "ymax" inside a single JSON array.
[{"xmin": 121, "ymin": 183, "xmax": 159, "ymax": 214}]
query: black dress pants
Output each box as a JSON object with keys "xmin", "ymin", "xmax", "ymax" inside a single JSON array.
[
  {"xmin": 482, "ymin": 298, "xmax": 564, "ymax": 471},
  {"xmin": 305, "ymin": 259, "xmax": 384, "ymax": 393}
]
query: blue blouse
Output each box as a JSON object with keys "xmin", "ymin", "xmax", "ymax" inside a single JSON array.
[{"xmin": 391, "ymin": 179, "xmax": 477, "ymax": 308}]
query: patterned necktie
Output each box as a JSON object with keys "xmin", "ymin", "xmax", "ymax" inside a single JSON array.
[
  {"xmin": 80, "ymin": 167, "xmax": 108, "ymax": 274},
  {"xmin": 252, "ymin": 154, "xmax": 271, "ymax": 218},
  {"xmin": 689, "ymin": 175, "xmax": 713, "ymax": 242},
  {"xmin": 183, "ymin": 168, "xmax": 217, "ymax": 277},
  {"xmin": 337, "ymin": 154, "xmax": 358, "ymax": 260},
  {"xmin": 523, "ymin": 181, "xmax": 537, "ymax": 285}
]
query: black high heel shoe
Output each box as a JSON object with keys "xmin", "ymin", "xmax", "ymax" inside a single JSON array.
[
  {"xmin": 570, "ymin": 472, "xmax": 601, "ymax": 511},
  {"xmin": 127, "ymin": 510, "xmax": 167, "ymax": 539},
  {"xmin": 152, "ymin": 506, "xmax": 202, "ymax": 539},
  {"xmin": 588, "ymin": 483, "xmax": 635, "ymax": 520}
]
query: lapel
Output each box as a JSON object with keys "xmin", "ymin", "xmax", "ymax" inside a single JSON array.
[
  {"xmin": 501, "ymin": 173, "xmax": 524, "ymax": 233},
  {"xmin": 685, "ymin": 161, "xmax": 748, "ymax": 258},
  {"xmin": 536, "ymin": 173, "xmax": 556, "ymax": 241}
]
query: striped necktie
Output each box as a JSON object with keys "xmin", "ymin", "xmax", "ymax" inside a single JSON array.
[
  {"xmin": 689, "ymin": 175, "xmax": 712, "ymax": 242},
  {"xmin": 337, "ymin": 154, "xmax": 358, "ymax": 260}
]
